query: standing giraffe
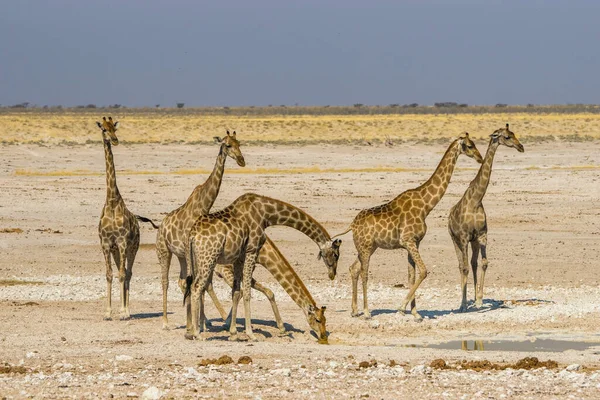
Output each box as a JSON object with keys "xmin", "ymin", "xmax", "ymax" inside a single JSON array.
[
  {"xmin": 183, "ymin": 193, "xmax": 341, "ymax": 341},
  {"xmin": 156, "ymin": 131, "xmax": 245, "ymax": 329},
  {"xmin": 214, "ymin": 236, "xmax": 331, "ymax": 343},
  {"xmin": 448, "ymin": 124, "xmax": 524, "ymax": 312},
  {"xmin": 97, "ymin": 117, "xmax": 158, "ymax": 320},
  {"xmin": 334, "ymin": 133, "xmax": 483, "ymax": 320}
]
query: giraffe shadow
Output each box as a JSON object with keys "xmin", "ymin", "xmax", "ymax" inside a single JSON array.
[
  {"xmin": 418, "ymin": 298, "xmax": 514, "ymax": 319},
  {"xmin": 130, "ymin": 312, "xmax": 170, "ymax": 320},
  {"xmin": 205, "ymin": 318, "xmax": 304, "ymax": 334},
  {"xmin": 370, "ymin": 298, "xmax": 523, "ymax": 320}
]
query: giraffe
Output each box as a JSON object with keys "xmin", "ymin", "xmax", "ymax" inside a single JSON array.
[
  {"xmin": 156, "ymin": 131, "xmax": 245, "ymax": 329},
  {"xmin": 448, "ymin": 124, "xmax": 524, "ymax": 312},
  {"xmin": 333, "ymin": 133, "xmax": 483, "ymax": 320},
  {"xmin": 214, "ymin": 236, "xmax": 330, "ymax": 343},
  {"xmin": 96, "ymin": 117, "xmax": 159, "ymax": 320},
  {"xmin": 183, "ymin": 193, "xmax": 341, "ymax": 341}
]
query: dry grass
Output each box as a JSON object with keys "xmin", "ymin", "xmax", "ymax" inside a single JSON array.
[
  {"xmin": 1, "ymin": 111, "xmax": 600, "ymax": 145},
  {"xmin": 0, "ymin": 279, "xmax": 43, "ymax": 286}
]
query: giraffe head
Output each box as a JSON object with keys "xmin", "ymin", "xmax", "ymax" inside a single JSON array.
[
  {"xmin": 458, "ymin": 132, "xmax": 483, "ymax": 163},
  {"xmin": 96, "ymin": 116, "xmax": 119, "ymax": 146},
  {"xmin": 318, "ymin": 238, "xmax": 342, "ymax": 280},
  {"xmin": 307, "ymin": 304, "xmax": 328, "ymax": 344},
  {"xmin": 213, "ymin": 130, "xmax": 246, "ymax": 167},
  {"xmin": 491, "ymin": 124, "xmax": 525, "ymax": 152}
]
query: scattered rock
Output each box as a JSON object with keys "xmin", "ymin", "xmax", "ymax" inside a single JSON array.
[
  {"xmin": 238, "ymin": 356, "xmax": 253, "ymax": 365},
  {"xmin": 369, "ymin": 320, "xmax": 380, "ymax": 329},
  {"xmin": 0, "ymin": 363, "xmax": 28, "ymax": 374},
  {"xmin": 566, "ymin": 364, "xmax": 581, "ymax": 372},
  {"xmin": 430, "ymin": 359, "xmax": 448, "ymax": 369},
  {"xmin": 358, "ymin": 360, "xmax": 377, "ymax": 369},
  {"xmin": 514, "ymin": 357, "xmax": 558, "ymax": 370},
  {"xmin": 0, "ymin": 228, "xmax": 23, "ymax": 234},
  {"xmin": 115, "ymin": 355, "xmax": 133, "ymax": 362},
  {"xmin": 271, "ymin": 368, "xmax": 291, "ymax": 376},
  {"xmin": 141, "ymin": 386, "xmax": 162, "ymax": 400},
  {"xmin": 215, "ymin": 355, "xmax": 234, "ymax": 365}
]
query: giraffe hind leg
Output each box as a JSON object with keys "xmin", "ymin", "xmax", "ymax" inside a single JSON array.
[
  {"xmin": 475, "ymin": 234, "xmax": 488, "ymax": 308},
  {"xmin": 452, "ymin": 237, "xmax": 470, "ymax": 313},
  {"xmin": 399, "ymin": 242, "xmax": 427, "ymax": 320}
]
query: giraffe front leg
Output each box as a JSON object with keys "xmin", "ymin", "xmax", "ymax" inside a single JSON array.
[
  {"xmin": 349, "ymin": 258, "xmax": 361, "ymax": 317},
  {"xmin": 475, "ymin": 234, "xmax": 488, "ymax": 308},
  {"xmin": 242, "ymin": 253, "xmax": 259, "ymax": 342},
  {"xmin": 359, "ymin": 254, "xmax": 372, "ymax": 319},
  {"xmin": 114, "ymin": 248, "xmax": 129, "ymax": 320},
  {"xmin": 400, "ymin": 242, "xmax": 427, "ymax": 320},
  {"xmin": 404, "ymin": 252, "xmax": 417, "ymax": 315},
  {"xmin": 228, "ymin": 264, "xmax": 242, "ymax": 340},
  {"xmin": 452, "ymin": 238, "xmax": 470, "ymax": 312},
  {"xmin": 102, "ymin": 248, "xmax": 113, "ymax": 320}
]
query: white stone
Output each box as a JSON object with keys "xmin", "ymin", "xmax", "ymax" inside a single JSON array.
[
  {"xmin": 141, "ymin": 386, "xmax": 162, "ymax": 400},
  {"xmin": 271, "ymin": 368, "xmax": 291, "ymax": 377},
  {"xmin": 115, "ymin": 355, "xmax": 133, "ymax": 362},
  {"xmin": 566, "ymin": 364, "xmax": 581, "ymax": 372}
]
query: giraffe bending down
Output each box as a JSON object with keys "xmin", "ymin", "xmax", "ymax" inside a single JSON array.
[
  {"xmin": 96, "ymin": 117, "xmax": 159, "ymax": 320},
  {"xmin": 214, "ymin": 237, "xmax": 330, "ymax": 343},
  {"xmin": 156, "ymin": 131, "xmax": 245, "ymax": 329},
  {"xmin": 448, "ymin": 124, "xmax": 524, "ymax": 312},
  {"xmin": 334, "ymin": 133, "xmax": 483, "ymax": 320},
  {"xmin": 183, "ymin": 193, "xmax": 341, "ymax": 341}
]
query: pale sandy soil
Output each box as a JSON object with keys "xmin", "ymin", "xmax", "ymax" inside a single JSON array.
[{"xmin": 1, "ymin": 140, "xmax": 600, "ymax": 399}]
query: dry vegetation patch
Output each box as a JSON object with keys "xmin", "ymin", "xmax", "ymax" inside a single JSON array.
[{"xmin": 2, "ymin": 111, "xmax": 600, "ymax": 144}]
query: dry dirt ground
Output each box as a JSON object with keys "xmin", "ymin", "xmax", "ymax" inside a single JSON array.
[{"xmin": 1, "ymin": 140, "xmax": 600, "ymax": 399}]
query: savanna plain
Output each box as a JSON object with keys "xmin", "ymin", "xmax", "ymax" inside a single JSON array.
[{"xmin": 1, "ymin": 110, "xmax": 600, "ymax": 399}]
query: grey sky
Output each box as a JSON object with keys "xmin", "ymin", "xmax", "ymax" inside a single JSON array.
[{"xmin": 2, "ymin": 0, "xmax": 599, "ymax": 107}]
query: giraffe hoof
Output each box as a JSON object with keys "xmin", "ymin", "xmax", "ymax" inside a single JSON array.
[
  {"xmin": 228, "ymin": 334, "xmax": 240, "ymax": 342},
  {"xmin": 413, "ymin": 314, "xmax": 423, "ymax": 322},
  {"xmin": 458, "ymin": 306, "xmax": 468, "ymax": 313},
  {"xmin": 246, "ymin": 334, "xmax": 260, "ymax": 342},
  {"xmin": 351, "ymin": 311, "xmax": 360, "ymax": 318},
  {"xmin": 363, "ymin": 312, "xmax": 372, "ymax": 320},
  {"xmin": 162, "ymin": 324, "xmax": 170, "ymax": 331},
  {"xmin": 475, "ymin": 301, "xmax": 483, "ymax": 308},
  {"xmin": 119, "ymin": 315, "xmax": 131, "ymax": 321},
  {"xmin": 103, "ymin": 316, "xmax": 112, "ymax": 321},
  {"xmin": 278, "ymin": 327, "xmax": 287, "ymax": 336}
]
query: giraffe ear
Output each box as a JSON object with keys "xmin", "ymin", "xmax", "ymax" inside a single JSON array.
[
  {"xmin": 231, "ymin": 130, "xmax": 237, "ymax": 138},
  {"xmin": 332, "ymin": 239, "xmax": 342, "ymax": 248},
  {"xmin": 226, "ymin": 130, "xmax": 231, "ymax": 136},
  {"xmin": 490, "ymin": 129, "xmax": 501, "ymax": 139},
  {"xmin": 317, "ymin": 251, "xmax": 322, "ymax": 260},
  {"xmin": 213, "ymin": 136, "xmax": 223, "ymax": 144},
  {"xmin": 96, "ymin": 122, "xmax": 103, "ymax": 129},
  {"xmin": 307, "ymin": 304, "xmax": 316, "ymax": 314},
  {"xmin": 113, "ymin": 121, "xmax": 119, "ymax": 129}
]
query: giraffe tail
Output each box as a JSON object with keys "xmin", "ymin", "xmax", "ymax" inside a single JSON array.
[
  {"xmin": 135, "ymin": 215, "xmax": 159, "ymax": 229},
  {"xmin": 183, "ymin": 237, "xmax": 195, "ymax": 305},
  {"xmin": 331, "ymin": 226, "xmax": 352, "ymax": 240}
]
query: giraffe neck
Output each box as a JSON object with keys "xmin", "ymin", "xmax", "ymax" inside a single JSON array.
[
  {"xmin": 258, "ymin": 238, "xmax": 316, "ymax": 312},
  {"xmin": 259, "ymin": 196, "xmax": 331, "ymax": 249},
  {"xmin": 185, "ymin": 145, "xmax": 227, "ymax": 217},
  {"xmin": 464, "ymin": 137, "xmax": 499, "ymax": 205},
  {"xmin": 415, "ymin": 139, "xmax": 462, "ymax": 216},
  {"xmin": 103, "ymin": 140, "xmax": 121, "ymax": 203}
]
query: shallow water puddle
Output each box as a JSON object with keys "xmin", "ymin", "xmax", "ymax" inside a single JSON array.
[{"xmin": 426, "ymin": 339, "xmax": 600, "ymax": 353}]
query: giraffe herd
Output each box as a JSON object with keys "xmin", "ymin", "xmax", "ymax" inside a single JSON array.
[{"xmin": 96, "ymin": 116, "xmax": 524, "ymax": 343}]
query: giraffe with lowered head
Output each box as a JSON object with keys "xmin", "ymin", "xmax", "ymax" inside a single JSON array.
[
  {"xmin": 183, "ymin": 193, "xmax": 341, "ymax": 341},
  {"xmin": 334, "ymin": 133, "xmax": 483, "ymax": 320},
  {"xmin": 214, "ymin": 236, "xmax": 330, "ymax": 343},
  {"xmin": 97, "ymin": 117, "xmax": 158, "ymax": 320},
  {"xmin": 448, "ymin": 124, "xmax": 524, "ymax": 312},
  {"xmin": 156, "ymin": 131, "xmax": 245, "ymax": 329}
]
